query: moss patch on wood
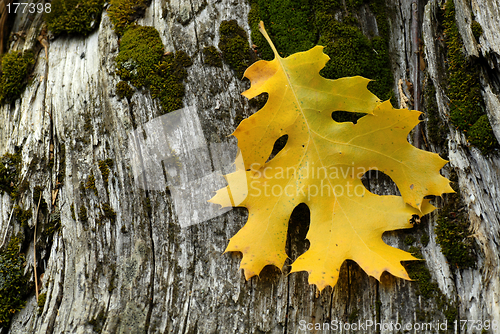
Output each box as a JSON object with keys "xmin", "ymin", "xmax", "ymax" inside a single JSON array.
[
  {"xmin": 470, "ymin": 20, "xmax": 483, "ymax": 41},
  {"xmin": 107, "ymin": 0, "xmax": 151, "ymax": 35},
  {"xmin": 98, "ymin": 203, "xmax": 116, "ymax": 224},
  {"xmin": 0, "ymin": 236, "xmax": 28, "ymax": 327},
  {"xmin": 33, "ymin": 186, "xmax": 48, "ymax": 215},
  {"xmin": 0, "ymin": 151, "xmax": 21, "ymax": 197},
  {"xmin": 85, "ymin": 171, "xmax": 98, "ymax": 197},
  {"xmin": 405, "ymin": 247, "xmax": 437, "ymax": 299},
  {"xmin": 424, "ymin": 79, "xmax": 448, "ymax": 149},
  {"xmin": 116, "ymin": 81, "xmax": 134, "ymax": 100},
  {"xmin": 44, "ymin": 210, "xmax": 62, "ymax": 236},
  {"xmin": 115, "ymin": 26, "xmax": 164, "ymax": 88},
  {"xmin": 0, "ymin": 51, "xmax": 35, "ymax": 104},
  {"xmin": 45, "ymin": 0, "xmax": 104, "ymax": 36},
  {"xmin": 115, "ymin": 26, "xmax": 192, "ymax": 114},
  {"xmin": 37, "ymin": 292, "xmax": 47, "ymax": 315},
  {"xmin": 218, "ymin": 20, "xmax": 252, "ymax": 78},
  {"xmin": 98, "ymin": 159, "xmax": 113, "ymax": 188},
  {"xmin": 248, "ymin": 0, "xmax": 316, "ymax": 60},
  {"xmin": 149, "ymin": 51, "xmax": 192, "ymax": 114},
  {"xmin": 202, "ymin": 46, "xmax": 223, "ymax": 68},
  {"xmin": 443, "ymin": 0, "xmax": 498, "ymax": 154},
  {"xmin": 14, "ymin": 205, "xmax": 32, "ymax": 229},
  {"xmin": 404, "ymin": 246, "xmax": 458, "ymax": 323},
  {"xmin": 435, "ymin": 193, "xmax": 476, "ymax": 269},
  {"xmin": 78, "ymin": 205, "xmax": 88, "ymax": 222}
]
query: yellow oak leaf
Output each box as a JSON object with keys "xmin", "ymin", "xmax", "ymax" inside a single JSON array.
[{"xmin": 210, "ymin": 22, "xmax": 454, "ymax": 290}]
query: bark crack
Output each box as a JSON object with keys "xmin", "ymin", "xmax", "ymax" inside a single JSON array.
[
  {"xmin": 188, "ymin": 0, "xmax": 200, "ymax": 49},
  {"xmin": 397, "ymin": 0, "xmax": 410, "ymax": 72},
  {"xmin": 46, "ymin": 236, "xmax": 65, "ymax": 334},
  {"xmin": 345, "ymin": 262, "xmax": 351, "ymax": 321},
  {"xmin": 181, "ymin": 238, "xmax": 196, "ymax": 334},
  {"xmin": 283, "ymin": 274, "xmax": 290, "ymax": 334},
  {"xmin": 375, "ymin": 281, "xmax": 381, "ymax": 334},
  {"xmin": 144, "ymin": 192, "xmax": 156, "ymax": 334}
]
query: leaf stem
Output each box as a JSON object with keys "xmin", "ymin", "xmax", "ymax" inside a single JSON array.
[{"xmin": 258, "ymin": 21, "xmax": 280, "ymax": 58}]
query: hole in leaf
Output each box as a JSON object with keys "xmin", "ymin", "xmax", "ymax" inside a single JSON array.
[
  {"xmin": 248, "ymin": 92, "xmax": 268, "ymax": 110},
  {"xmin": 258, "ymin": 265, "xmax": 283, "ymax": 283},
  {"xmin": 331, "ymin": 111, "xmax": 365, "ymax": 124},
  {"xmin": 361, "ymin": 170, "xmax": 401, "ymax": 196},
  {"xmin": 286, "ymin": 203, "xmax": 310, "ymax": 262},
  {"xmin": 265, "ymin": 134, "xmax": 288, "ymax": 162}
]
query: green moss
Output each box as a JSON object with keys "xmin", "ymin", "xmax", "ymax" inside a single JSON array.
[
  {"xmin": 14, "ymin": 180, "xmax": 30, "ymax": 201},
  {"xmin": 0, "ymin": 236, "xmax": 28, "ymax": 327},
  {"xmin": 468, "ymin": 115, "xmax": 498, "ymax": 152},
  {"xmin": 443, "ymin": 0, "xmax": 498, "ymax": 154},
  {"xmin": 420, "ymin": 233, "xmax": 429, "ymax": 247},
  {"xmin": 203, "ymin": 46, "xmax": 223, "ymax": 68},
  {"xmin": 0, "ymin": 51, "xmax": 35, "ymax": 104},
  {"xmin": 149, "ymin": 51, "xmax": 192, "ymax": 114},
  {"xmin": 116, "ymin": 26, "xmax": 192, "ymax": 114},
  {"xmin": 44, "ymin": 211, "xmax": 61, "ymax": 236},
  {"xmin": 104, "ymin": 159, "xmax": 114, "ymax": 168},
  {"xmin": 218, "ymin": 20, "xmax": 252, "ymax": 78},
  {"xmin": 248, "ymin": 0, "xmax": 316, "ymax": 60},
  {"xmin": 83, "ymin": 113, "xmax": 92, "ymax": 133},
  {"xmin": 404, "ymin": 235, "xmax": 416, "ymax": 246},
  {"xmin": 174, "ymin": 50, "xmax": 193, "ymax": 68},
  {"xmin": 424, "ymin": 80, "xmax": 447, "ymax": 148},
  {"xmin": 14, "ymin": 205, "xmax": 32, "ymax": 229},
  {"xmin": 78, "ymin": 205, "xmax": 88, "ymax": 222},
  {"xmin": 406, "ymin": 244, "xmax": 460, "ymax": 323},
  {"xmin": 107, "ymin": 0, "xmax": 150, "ymax": 35},
  {"xmin": 115, "ymin": 26, "xmax": 164, "ymax": 87},
  {"xmin": 45, "ymin": 0, "xmax": 104, "ymax": 36},
  {"xmin": 85, "ymin": 171, "xmax": 98, "ymax": 197},
  {"xmin": 405, "ymin": 247, "xmax": 437, "ymax": 299},
  {"xmin": 316, "ymin": 13, "xmax": 394, "ymax": 104},
  {"xmin": 0, "ymin": 151, "xmax": 21, "ymax": 197},
  {"xmin": 101, "ymin": 203, "xmax": 116, "ymax": 224},
  {"xmin": 98, "ymin": 160, "xmax": 111, "ymax": 187},
  {"xmin": 435, "ymin": 193, "xmax": 476, "ymax": 269},
  {"xmin": 37, "ymin": 292, "xmax": 47, "ymax": 315},
  {"xmin": 116, "ymin": 81, "xmax": 134, "ymax": 100},
  {"xmin": 33, "ymin": 186, "xmax": 48, "ymax": 215},
  {"xmin": 471, "ymin": 20, "xmax": 483, "ymax": 41}
]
